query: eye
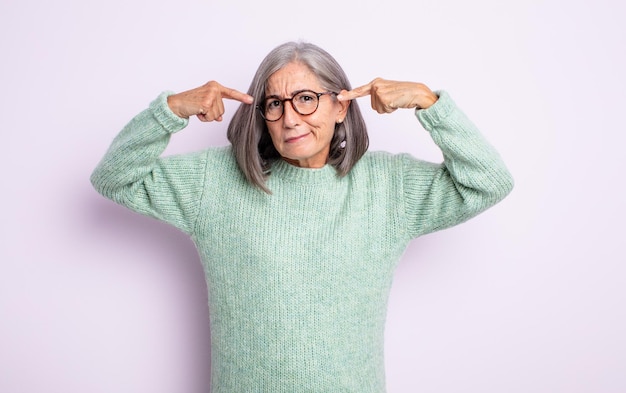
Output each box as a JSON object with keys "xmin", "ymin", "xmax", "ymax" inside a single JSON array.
[
  {"xmin": 295, "ymin": 92, "xmax": 316, "ymax": 104},
  {"xmin": 265, "ymin": 99, "xmax": 282, "ymax": 110}
]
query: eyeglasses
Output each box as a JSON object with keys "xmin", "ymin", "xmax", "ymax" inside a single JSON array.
[{"xmin": 256, "ymin": 90, "xmax": 337, "ymax": 122}]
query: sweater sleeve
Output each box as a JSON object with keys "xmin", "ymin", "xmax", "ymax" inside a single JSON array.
[
  {"xmin": 402, "ymin": 91, "xmax": 514, "ymax": 238},
  {"xmin": 90, "ymin": 92, "xmax": 207, "ymax": 235}
]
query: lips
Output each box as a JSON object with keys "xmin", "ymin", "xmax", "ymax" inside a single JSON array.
[{"xmin": 285, "ymin": 133, "xmax": 310, "ymax": 143}]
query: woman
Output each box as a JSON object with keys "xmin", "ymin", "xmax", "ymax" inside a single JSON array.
[{"xmin": 91, "ymin": 41, "xmax": 513, "ymax": 392}]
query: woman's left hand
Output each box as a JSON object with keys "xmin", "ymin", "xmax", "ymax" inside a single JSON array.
[{"xmin": 337, "ymin": 78, "xmax": 438, "ymax": 113}]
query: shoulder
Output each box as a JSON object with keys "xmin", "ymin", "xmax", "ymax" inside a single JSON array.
[
  {"xmin": 203, "ymin": 145, "xmax": 236, "ymax": 165},
  {"xmin": 353, "ymin": 151, "xmax": 431, "ymax": 173},
  {"xmin": 348, "ymin": 151, "xmax": 407, "ymax": 189},
  {"xmin": 202, "ymin": 146, "xmax": 249, "ymax": 186},
  {"xmin": 355, "ymin": 150, "xmax": 400, "ymax": 168},
  {"xmin": 201, "ymin": 146, "xmax": 242, "ymax": 179},
  {"xmin": 157, "ymin": 145, "xmax": 239, "ymax": 178},
  {"xmin": 163, "ymin": 145, "xmax": 234, "ymax": 164},
  {"xmin": 350, "ymin": 151, "xmax": 441, "ymax": 190}
]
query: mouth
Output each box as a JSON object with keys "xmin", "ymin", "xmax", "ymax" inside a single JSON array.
[{"xmin": 284, "ymin": 133, "xmax": 310, "ymax": 143}]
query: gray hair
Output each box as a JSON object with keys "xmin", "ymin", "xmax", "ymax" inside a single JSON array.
[{"xmin": 227, "ymin": 41, "xmax": 369, "ymax": 193}]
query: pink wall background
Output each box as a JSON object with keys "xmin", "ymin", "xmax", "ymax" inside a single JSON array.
[{"xmin": 1, "ymin": 0, "xmax": 624, "ymax": 392}]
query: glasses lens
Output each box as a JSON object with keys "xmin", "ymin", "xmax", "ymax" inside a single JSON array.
[
  {"xmin": 261, "ymin": 91, "xmax": 322, "ymax": 121},
  {"xmin": 292, "ymin": 91, "xmax": 319, "ymax": 115},
  {"xmin": 264, "ymin": 98, "xmax": 283, "ymax": 121}
]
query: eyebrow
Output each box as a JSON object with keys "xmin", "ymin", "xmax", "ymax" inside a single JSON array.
[{"xmin": 264, "ymin": 89, "xmax": 315, "ymax": 100}]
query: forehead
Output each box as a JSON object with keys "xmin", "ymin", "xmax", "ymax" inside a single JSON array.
[{"xmin": 265, "ymin": 62, "xmax": 322, "ymax": 95}]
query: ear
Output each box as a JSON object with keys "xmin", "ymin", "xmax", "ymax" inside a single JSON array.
[{"xmin": 336, "ymin": 97, "xmax": 350, "ymax": 122}]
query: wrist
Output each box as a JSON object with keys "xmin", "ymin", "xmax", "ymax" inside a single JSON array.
[
  {"xmin": 166, "ymin": 94, "xmax": 187, "ymax": 119},
  {"xmin": 416, "ymin": 91, "xmax": 438, "ymax": 110},
  {"xmin": 151, "ymin": 92, "xmax": 189, "ymax": 132}
]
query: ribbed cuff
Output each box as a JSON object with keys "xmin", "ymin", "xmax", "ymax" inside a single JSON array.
[
  {"xmin": 415, "ymin": 90, "xmax": 456, "ymax": 131},
  {"xmin": 149, "ymin": 91, "xmax": 189, "ymax": 133}
]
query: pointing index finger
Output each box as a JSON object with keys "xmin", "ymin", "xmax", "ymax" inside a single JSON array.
[
  {"xmin": 337, "ymin": 82, "xmax": 373, "ymax": 101},
  {"xmin": 220, "ymin": 85, "xmax": 254, "ymax": 104}
]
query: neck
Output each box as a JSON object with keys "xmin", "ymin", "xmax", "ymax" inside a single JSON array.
[{"xmin": 282, "ymin": 156, "xmax": 329, "ymax": 168}]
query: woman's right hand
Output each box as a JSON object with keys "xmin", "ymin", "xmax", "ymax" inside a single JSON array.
[{"xmin": 167, "ymin": 81, "xmax": 254, "ymax": 122}]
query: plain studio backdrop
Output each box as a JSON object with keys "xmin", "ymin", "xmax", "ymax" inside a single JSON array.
[{"xmin": 1, "ymin": 0, "xmax": 624, "ymax": 392}]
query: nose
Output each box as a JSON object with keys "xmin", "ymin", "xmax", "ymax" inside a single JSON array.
[{"xmin": 282, "ymin": 101, "xmax": 300, "ymax": 128}]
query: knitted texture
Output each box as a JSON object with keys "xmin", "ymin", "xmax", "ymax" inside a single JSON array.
[{"xmin": 91, "ymin": 91, "xmax": 513, "ymax": 392}]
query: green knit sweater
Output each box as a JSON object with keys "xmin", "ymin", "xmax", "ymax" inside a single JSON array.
[{"xmin": 91, "ymin": 91, "xmax": 513, "ymax": 392}]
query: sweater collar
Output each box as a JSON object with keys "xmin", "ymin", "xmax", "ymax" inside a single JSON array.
[{"xmin": 270, "ymin": 159, "xmax": 340, "ymax": 185}]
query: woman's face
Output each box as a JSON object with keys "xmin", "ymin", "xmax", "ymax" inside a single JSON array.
[{"xmin": 264, "ymin": 62, "xmax": 349, "ymax": 168}]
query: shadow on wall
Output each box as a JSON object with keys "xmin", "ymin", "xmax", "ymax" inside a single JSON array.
[
  {"xmin": 86, "ymin": 193, "xmax": 201, "ymax": 266},
  {"xmin": 84, "ymin": 192, "xmax": 212, "ymax": 389}
]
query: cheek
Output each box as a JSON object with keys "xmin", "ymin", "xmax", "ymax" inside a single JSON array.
[
  {"xmin": 310, "ymin": 117, "xmax": 336, "ymax": 140},
  {"xmin": 266, "ymin": 125, "xmax": 282, "ymax": 144}
]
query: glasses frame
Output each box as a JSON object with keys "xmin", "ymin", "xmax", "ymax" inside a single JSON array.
[{"xmin": 256, "ymin": 90, "xmax": 337, "ymax": 122}]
